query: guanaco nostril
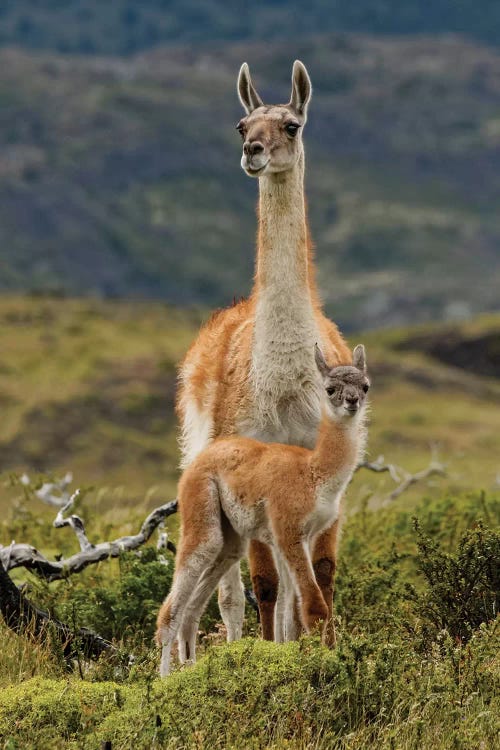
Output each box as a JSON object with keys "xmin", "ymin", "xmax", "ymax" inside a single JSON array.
[{"xmin": 244, "ymin": 141, "xmax": 264, "ymax": 156}]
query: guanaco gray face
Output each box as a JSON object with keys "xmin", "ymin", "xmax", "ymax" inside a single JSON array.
[
  {"xmin": 236, "ymin": 60, "xmax": 312, "ymax": 177},
  {"xmin": 315, "ymin": 344, "xmax": 370, "ymax": 419}
]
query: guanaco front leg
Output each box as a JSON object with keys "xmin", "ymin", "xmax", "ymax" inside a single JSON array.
[{"xmin": 277, "ymin": 537, "xmax": 329, "ymax": 637}]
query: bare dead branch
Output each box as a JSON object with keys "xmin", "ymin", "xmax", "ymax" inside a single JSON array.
[
  {"xmin": 356, "ymin": 454, "xmax": 446, "ymax": 505},
  {"xmin": 53, "ymin": 489, "xmax": 95, "ymax": 552},
  {"xmin": 21, "ymin": 472, "xmax": 74, "ymax": 508},
  {"xmin": 0, "ymin": 500, "xmax": 178, "ymax": 581},
  {"xmin": 385, "ymin": 462, "xmax": 446, "ymax": 503},
  {"xmin": 356, "ymin": 456, "xmax": 401, "ymax": 482}
]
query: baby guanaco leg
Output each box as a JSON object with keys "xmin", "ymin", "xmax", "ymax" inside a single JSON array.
[
  {"xmin": 156, "ymin": 478, "xmax": 223, "ymax": 676},
  {"xmin": 157, "ymin": 542, "xmax": 220, "ymax": 676},
  {"xmin": 312, "ymin": 519, "xmax": 340, "ymax": 646},
  {"xmin": 277, "ymin": 535, "xmax": 329, "ymax": 637},
  {"xmin": 177, "ymin": 520, "xmax": 245, "ymax": 660},
  {"xmin": 178, "ymin": 550, "xmax": 245, "ymax": 661}
]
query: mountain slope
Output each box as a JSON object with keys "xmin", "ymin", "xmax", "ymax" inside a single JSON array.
[{"xmin": 0, "ymin": 36, "xmax": 500, "ymax": 328}]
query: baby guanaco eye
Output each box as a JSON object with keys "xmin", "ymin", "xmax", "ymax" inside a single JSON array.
[
  {"xmin": 285, "ymin": 122, "xmax": 300, "ymax": 136},
  {"xmin": 362, "ymin": 383, "xmax": 370, "ymax": 393},
  {"xmin": 326, "ymin": 386, "xmax": 336, "ymax": 396},
  {"xmin": 236, "ymin": 123, "xmax": 246, "ymax": 138}
]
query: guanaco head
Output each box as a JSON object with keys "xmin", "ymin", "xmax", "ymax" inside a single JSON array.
[
  {"xmin": 236, "ymin": 60, "xmax": 312, "ymax": 177},
  {"xmin": 314, "ymin": 344, "xmax": 370, "ymax": 419}
]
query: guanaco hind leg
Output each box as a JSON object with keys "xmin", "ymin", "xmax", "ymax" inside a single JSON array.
[
  {"xmin": 274, "ymin": 555, "xmax": 301, "ymax": 642},
  {"xmin": 157, "ymin": 533, "xmax": 228, "ymax": 676},
  {"xmin": 157, "ymin": 480, "xmax": 223, "ymax": 676},
  {"xmin": 178, "ymin": 549, "xmax": 245, "ymax": 662},
  {"xmin": 217, "ymin": 561, "xmax": 246, "ymax": 641},
  {"xmin": 248, "ymin": 539, "xmax": 279, "ymax": 641}
]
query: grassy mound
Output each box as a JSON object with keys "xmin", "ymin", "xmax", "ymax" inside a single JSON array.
[{"xmin": 0, "ymin": 632, "xmax": 498, "ymax": 750}]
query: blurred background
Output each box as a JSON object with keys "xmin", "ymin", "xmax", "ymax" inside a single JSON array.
[{"xmin": 0, "ymin": 1, "xmax": 499, "ymax": 509}]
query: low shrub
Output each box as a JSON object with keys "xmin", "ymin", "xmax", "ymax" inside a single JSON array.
[{"xmin": 413, "ymin": 519, "xmax": 500, "ymax": 643}]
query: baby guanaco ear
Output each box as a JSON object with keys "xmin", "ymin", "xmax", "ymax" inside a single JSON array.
[
  {"xmin": 289, "ymin": 60, "xmax": 312, "ymax": 118},
  {"xmin": 314, "ymin": 343, "xmax": 331, "ymax": 379},
  {"xmin": 353, "ymin": 344, "xmax": 367, "ymax": 373},
  {"xmin": 237, "ymin": 63, "xmax": 264, "ymax": 114}
]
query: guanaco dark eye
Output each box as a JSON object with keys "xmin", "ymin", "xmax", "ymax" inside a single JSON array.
[
  {"xmin": 236, "ymin": 123, "xmax": 245, "ymax": 138},
  {"xmin": 362, "ymin": 384, "xmax": 370, "ymax": 393},
  {"xmin": 285, "ymin": 122, "xmax": 300, "ymax": 136},
  {"xmin": 326, "ymin": 387, "xmax": 336, "ymax": 396}
]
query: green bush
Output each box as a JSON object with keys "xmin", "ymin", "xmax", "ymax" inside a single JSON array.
[
  {"xmin": 413, "ymin": 520, "xmax": 500, "ymax": 643},
  {"xmin": 1, "ymin": 490, "xmax": 498, "ymax": 748},
  {"xmin": 59, "ymin": 548, "xmax": 174, "ymax": 644}
]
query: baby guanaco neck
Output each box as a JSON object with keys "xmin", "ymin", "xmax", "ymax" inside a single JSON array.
[{"xmin": 309, "ymin": 408, "xmax": 361, "ymax": 482}]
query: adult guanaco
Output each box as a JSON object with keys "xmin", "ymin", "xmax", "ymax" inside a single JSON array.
[{"xmin": 176, "ymin": 61, "xmax": 351, "ymax": 643}]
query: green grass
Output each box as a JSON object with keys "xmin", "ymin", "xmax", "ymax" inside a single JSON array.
[
  {"xmin": 0, "ymin": 296, "xmax": 201, "ymax": 511},
  {"xmin": 0, "ymin": 628, "xmax": 497, "ymax": 750}
]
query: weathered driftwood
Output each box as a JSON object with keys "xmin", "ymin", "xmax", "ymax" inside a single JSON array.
[{"xmin": 0, "ymin": 561, "xmax": 114, "ymax": 661}]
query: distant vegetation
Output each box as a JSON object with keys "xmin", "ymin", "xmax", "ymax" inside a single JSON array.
[
  {"xmin": 2, "ymin": 1, "xmax": 500, "ymax": 54},
  {"xmin": 1, "ymin": 36, "xmax": 500, "ymax": 328},
  {"xmin": 0, "ymin": 296, "xmax": 499, "ymax": 511}
]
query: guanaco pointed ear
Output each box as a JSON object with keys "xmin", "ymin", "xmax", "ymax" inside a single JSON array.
[
  {"xmin": 289, "ymin": 60, "xmax": 312, "ymax": 118},
  {"xmin": 237, "ymin": 62, "xmax": 264, "ymax": 114},
  {"xmin": 353, "ymin": 345, "xmax": 367, "ymax": 373},
  {"xmin": 314, "ymin": 344, "xmax": 331, "ymax": 379}
]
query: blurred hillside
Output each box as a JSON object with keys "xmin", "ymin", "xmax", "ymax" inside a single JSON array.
[
  {"xmin": 2, "ymin": 1, "xmax": 500, "ymax": 55},
  {"xmin": 0, "ymin": 35, "xmax": 500, "ymax": 329},
  {"xmin": 0, "ymin": 297, "xmax": 499, "ymax": 514}
]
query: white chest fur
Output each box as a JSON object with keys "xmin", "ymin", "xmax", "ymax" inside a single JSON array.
[{"xmin": 242, "ymin": 286, "xmax": 323, "ymax": 448}]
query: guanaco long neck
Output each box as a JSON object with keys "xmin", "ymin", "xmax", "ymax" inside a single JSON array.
[
  {"xmin": 247, "ymin": 150, "xmax": 323, "ymax": 436},
  {"xmin": 254, "ymin": 151, "xmax": 315, "ymax": 298},
  {"xmin": 309, "ymin": 412, "xmax": 361, "ymax": 482}
]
